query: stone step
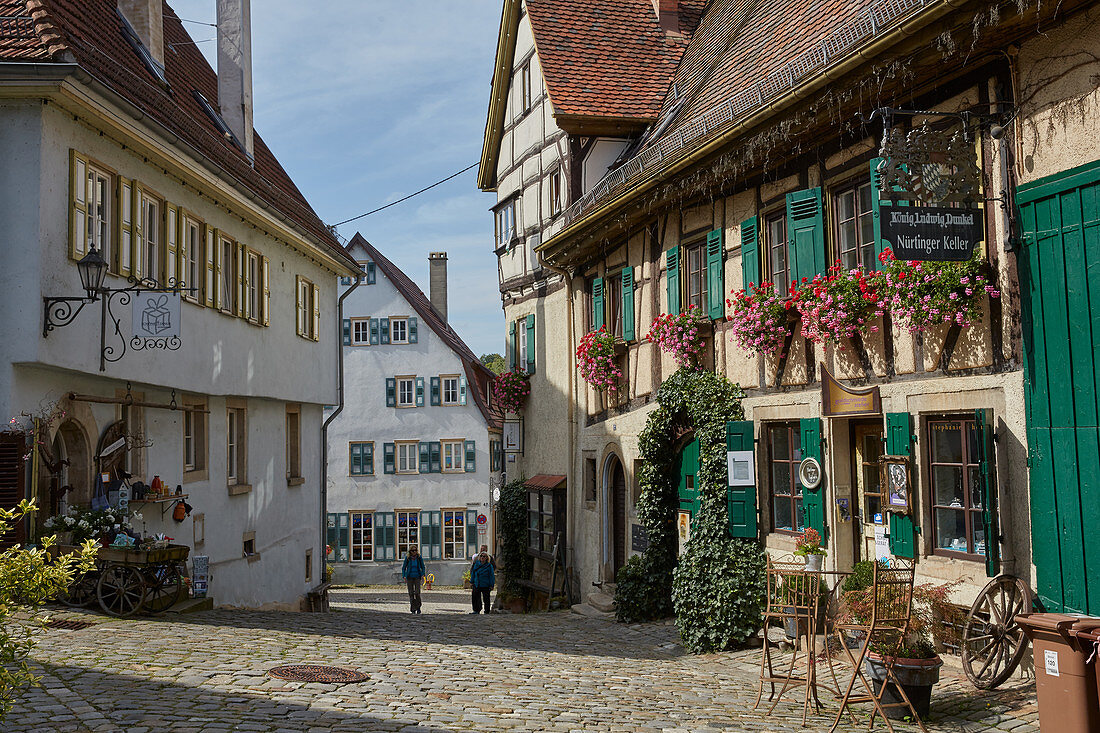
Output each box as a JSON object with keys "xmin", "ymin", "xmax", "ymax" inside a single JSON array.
[
  {"xmin": 586, "ymin": 590, "xmax": 616, "ymax": 613},
  {"xmin": 570, "ymin": 603, "xmax": 615, "ymax": 620},
  {"xmin": 166, "ymin": 596, "xmax": 213, "ymax": 614}
]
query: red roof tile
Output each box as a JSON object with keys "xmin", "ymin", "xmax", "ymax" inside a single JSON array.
[{"xmin": 0, "ymin": 0, "xmax": 355, "ymax": 269}]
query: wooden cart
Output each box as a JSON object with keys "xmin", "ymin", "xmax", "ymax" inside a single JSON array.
[{"xmin": 58, "ymin": 543, "xmax": 190, "ymax": 617}]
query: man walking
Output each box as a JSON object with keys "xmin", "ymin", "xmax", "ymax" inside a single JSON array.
[
  {"xmin": 470, "ymin": 551, "xmax": 495, "ymax": 614},
  {"xmin": 402, "ymin": 547, "xmax": 426, "ymax": 614}
]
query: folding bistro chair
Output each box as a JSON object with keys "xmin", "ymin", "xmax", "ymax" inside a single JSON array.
[
  {"xmin": 827, "ymin": 558, "xmax": 926, "ymax": 733},
  {"xmin": 754, "ymin": 557, "xmax": 824, "ymax": 727}
]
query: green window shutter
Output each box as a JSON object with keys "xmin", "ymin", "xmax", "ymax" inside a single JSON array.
[
  {"xmin": 349, "ymin": 443, "xmax": 361, "ymax": 475},
  {"xmin": 740, "ymin": 217, "xmax": 759, "ymax": 290},
  {"xmin": 885, "ymin": 412, "xmax": 916, "ymax": 559},
  {"xmin": 369, "ymin": 318, "xmax": 379, "ymax": 345},
  {"xmin": 430, "ymin": 377, "xmax": 441, "ymax": 405},
  {"xmin": 385, "ymin": 378, "xmax": 396, "ymax": 407},
  {"xmin": 706, "ymin": 229, "xmax": 725, "ymax": 320},
  {"xmin": 726, "ymin": 421, "xmax": 758, "ymax": 538},
  {"xmin": 342, "ymin": 319, "xmax": 351, "ymax": 345},
  {"xmin": 507, "ymin": 322, "xmax": 515, "ymax": 369},
  {"xmin": 526, "ymin": 314, "xmax": 536, "ymax": 373},
  {"xmin": 416, "ymin": 377, "xmax": 425, "ymax": 407},
  {"xmin": 799, "ymin": 417, "xmax": 826, "ymax": 539},
  {"xmin": 366, "ymin": 261, "xmax": 376, "ymax": 284},
  {"xmin": 466, "ymin": 508, "xmax": 479, "ymax": 558},
  {"xmin": 419, "ymin": 511, "xmax": 433, "ymax": 558},
  {"xmin": 975, "ymin": 408, "xmax": 1000, "ymax": 577},
  {"xmin": 622, "ymin": 267, "xmax": 635, "ymax": 341},
  {"xmin": 409, "ymin": 317, "xmax": 418, "ymax": 343},
  {"xmin": 375, "ymin": 512, "xmax": 394, "ymax": 561},
  {"xmin": 365, "ymin": 443, "xmax": 374, "ymax": 475},
  {"xmin": 326, "ymin": 513, "xmax": 339, "ymax": 558},
  {"xmin": 429, "ymin": 441, "xmax": 441, "ymax": 473},
  {"xmin": 380, "ymin": 318, "xmax": 390, "ymax": 344},
  {"xmin": 419, "ymin": 442, "xmax": 430, "ymax": 474},
  {"xmin": 592, "ymin": 278, "xmax": 605, "ymax": 330},
  {"xmin": 786, "ymin": 187, "xmax": 826, "ymax": 288},
  {"xmin": 337, "ymin": 513, "xmax": 349, "ymax": 561},
  {"xmin": 665, "ymin": 248, "xmax": 680, "ymax": 315},
  {"xmin": 459, "ymin": 375, "xmax": 467, "ymax": 405},
  {"xmin": 465, "ymin": 440, "xmax": 476, "ymax": 473},
  {"xmin": 432, "ymin": 511, "xmax": 442, "ymax": 559},
  {"xmin": 383, "ymin": 443, "xmax": 395, "ymax": 474}
]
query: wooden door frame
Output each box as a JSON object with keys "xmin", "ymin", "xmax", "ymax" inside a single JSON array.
[{"xmin": 848, "ymin": 418, "xmax": 884, "ymax": 565}]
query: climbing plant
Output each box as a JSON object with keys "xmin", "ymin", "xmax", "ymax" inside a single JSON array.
[{"xmin": 496, "ymin": 478, "xmax": 532, "ymax": 599}]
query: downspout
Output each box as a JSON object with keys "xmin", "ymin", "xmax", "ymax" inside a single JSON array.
[{"xmin": 320, "ymin": 274, "xmax": 363, "ymax": 569}]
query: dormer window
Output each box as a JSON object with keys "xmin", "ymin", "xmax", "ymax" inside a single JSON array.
[{"xmin": 116, "ymin": 8, "xmax": 167, "ymax": 86}]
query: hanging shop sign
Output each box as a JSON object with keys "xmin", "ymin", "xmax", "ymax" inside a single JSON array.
[
  {"xmin": 821, "ymin": 365, "xmax": 881, "ymax": 417},
  {"xmin": 879, "ymin": 205, "xmax": 984, "ymax": 262},
  {"xmin": 131, "ymin": 292, "xmax": 182, "ymax": 352},
  {"xmin": 503, "ymin": 419, "xmax": 522, "ymax": 453},
  {"xmin": 726, "ymin": 450, "xmax": 755, "ymax": 487}
]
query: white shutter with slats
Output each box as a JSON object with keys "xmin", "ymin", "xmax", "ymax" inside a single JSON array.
[
  {"xmin": 165, "ymin": 203, "xmax": 178, "ymax": 285},
  {"xmin": 261, "ymin": 256, "xmax": 270, "ymax": 326},
  {"xmin": 295, "ymin": 275, "xmax": 304, "ymax": 336},
  {"xmin": 204, "ymin": 225, "xmax": 215, "ymax": 306},
  {"xmin": 69, "ymin": 150, "xmax": 88, "ymax": 260},
  {"xmin": 214, "ymin": 230, "xmax": 224, "ymax": 310},
  {"xmin": 236, "ymin": 242, "xmax": 246, "ymax": 318},
  {"xmin": 131, "ymin": 183, "xmax": 144, "ymax": 280},
  {"xmin": 118, "ymin": 178, "xmax": 133, "ymax": 276},
  {"xmin": 311, "ymin": 283, "xmax": 321, "ymax": 341}
]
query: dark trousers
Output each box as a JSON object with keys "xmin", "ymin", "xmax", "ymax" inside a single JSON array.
[
  {"xmin": 471, "ymin": 587, "xmax": 491, "ymax": 614},
  {"xmin": 406, "ymin": 577, "xmax": 422, "ymax": 612}
]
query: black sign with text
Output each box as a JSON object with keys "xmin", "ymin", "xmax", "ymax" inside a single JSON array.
[
  {"xmin": 631, "ymin": 524, "xmax": 649, "ymax": 553},
  {"xmin": 880, "ymin": 204, "xmax": 984, "ymax": 261}
]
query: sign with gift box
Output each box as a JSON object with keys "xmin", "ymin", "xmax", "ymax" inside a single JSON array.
[{"xmin": 132, "ymin": 292, "xmax": 181, "ymax": 341}]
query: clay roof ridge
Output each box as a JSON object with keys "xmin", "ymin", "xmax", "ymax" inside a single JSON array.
[{"xmin": 24, "ymin": 0, "xmax": 66, "ymax": 58}]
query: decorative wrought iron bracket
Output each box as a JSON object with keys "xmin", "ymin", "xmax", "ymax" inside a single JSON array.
[{"xmin": 42, "ymin": 296, "xmax": 94, "ymax": 337}]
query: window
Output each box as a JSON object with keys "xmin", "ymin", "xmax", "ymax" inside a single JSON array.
[
  {"xmin": 242, "ymin": 530, "xmax": 258, "ymax": 560},
  {"xmin": 182, "ymin": 398, "xmax": 207, "ymax": 478},
  {"xmin": 442, "ymin": 440, "xmax": 465, "ymax": 472},
  {"xmin": 349, "ymin": 441, "xmax": 374, "ymax": 476},
  {"xmin": 142, "ymin": 193, "xmax": 161, "ymax": 282},
  {"xmin": 305, "ymin": 549, "xmax": 313, "ymax": 583},
  {"xmin": 527, "ymin": 487, "xmax": 566, "ymax": 556},
  {"xmin": 442, "ymin": 376, "xmax": 460, "ymax": 405},
  {"xmin": 351, "ymin": 318, "xmax": 371, "ymax": 345},
  {"xmin": 396, "ymin": 441, "xmax": 418, "ymax": 474},
  {"xmin": 684, "ymin": 242, "xmax": 708, "ymax": 311},
  {"xmin": 585, "ymin": 456, "xmax": 597, "ymax": 502},
  {"xmin": 119, "ymin": 399, "xmax": 144, "ymax": 477},
  {"xmin": 549, "ymin": 169, "xmax": 563, "ymax": 216},
  {"xmin": 296, "ymin": 276, "xmax": 318, "ymax": 340},
  {"xmin": 183, "ymin": 217, "xmax": 201, "ymax": 298},
  {"xmin": 285, "ymin": 405, "xmax": 301, "ymax": 482},
  {"xmin": 606, "ymin": 271, "xmax": 623, "ymax": 339},
  {"xmin": 221, "ymin": 236, "xmax": 237, "ymax": 313},
  {"xmin": 511, "ymin": 317, "xmax": 532, "ymax": 372},
  {"xmin": 390, "ymin": 317, "xmax": 409, "ymax": 344},
  {"xmin": 246, "ymin": 251, "xmax": 260, "ymax": 322},
  {"xmin": 396, "ymin": 510, "xmax": 420, "ymax": 558},
  {"xmin": 350, "ymin": 511, "xmax": 374, "ymax": 561},
  {"xmin": 765, "ymin": 212, "xmax": 790, "ymax": 297},
  {"xmin": 833, "ymin": 180, "xmax": 877, "ymax": 271},
  {"xmin": 396, "ymin": 377, "xmax": 415, "ymax": 407},
  {"xmin": 86, "ymin": 163, "xmax": 111, "ymax": 265},
  {"xmin": 495, "ymin": 200, "xmax": 516, "ymax": 250},
  {"xmin": 226, "ymin": 402, "xmax": 248, "ymax": 491},
  {"xmin": 521, "ymin": 60, "xmax": 532, "ymax": 113},
  {"xmin": 769, "ymin": 423, "xmax": 804, "ymax": 533},
  {"xmin": 442, "ymin": 510, "xmax": 466, "ymax": 559},
  {"xmin": 929, "ymin": 418, "xmax": 985, "ymax": 558}
]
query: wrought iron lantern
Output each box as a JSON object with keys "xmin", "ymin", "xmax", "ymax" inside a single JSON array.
[{"xmin": 76, "ymin": 246, "xmax": 108, "ymax": 300}]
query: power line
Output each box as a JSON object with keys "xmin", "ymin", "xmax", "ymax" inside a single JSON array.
[{"xmin": 332, "ymin": 163, "xmax": 478, "ymax": 228}]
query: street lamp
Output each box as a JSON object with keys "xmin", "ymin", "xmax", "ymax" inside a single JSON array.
[{"xmin": 76, "ymin": 246, "xmax": 109, "ymax": 300}]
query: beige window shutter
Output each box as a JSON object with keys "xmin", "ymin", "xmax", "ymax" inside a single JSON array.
[
  {"xmin": 69, "ymin": 150, "xmax": 89, "ymax": 261},
  {"xmin": 261, "ymin": 255, "xmax": 270, "ymax": 326},
  {"xmin": 311, "ymin": 283, "xmax": 320, "ymax": 341},
  {"xmin": 118, "ymin": 177, "xmax": 133, "ymax": 276}
]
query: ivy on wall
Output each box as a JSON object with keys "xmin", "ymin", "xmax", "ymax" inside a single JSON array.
[
  {"xmin": 615, "ymin": 369, "xmax": 767, "ymax": 652},
  {"xmin": 497, "ymin": 478, "xmax": 533, "ymax": 599}
]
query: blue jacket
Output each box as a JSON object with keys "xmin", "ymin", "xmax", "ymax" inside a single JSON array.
[
  {"xmin": 470, "ymin": 558, "xmax": 495, "ymax": 588},
  {"xmin": 402, "ymin": 554, "xmax": 425, "ymax": 579}
]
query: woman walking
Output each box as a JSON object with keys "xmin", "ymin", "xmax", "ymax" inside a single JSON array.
[
  {"xmin": 469, "ymin": 551, "xmax": 495, "ymax": 614},
  {"xmin": 402, "ymin": 547, "xmax": 426, "ymax": 614}
]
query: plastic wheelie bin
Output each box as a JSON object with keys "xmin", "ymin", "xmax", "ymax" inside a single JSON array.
[{"xmin": 1015, "ymin": 613, "xmax": 1100, "ymax": 732}]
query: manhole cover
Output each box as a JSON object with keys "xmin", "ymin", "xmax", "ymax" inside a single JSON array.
[
  {"xmin": 45, "ymin": 618, "xmax": 95, "ymax": 631},
  {"xmin": 267, "ymin": 665, "xmax": 368, "ymax": 683}
]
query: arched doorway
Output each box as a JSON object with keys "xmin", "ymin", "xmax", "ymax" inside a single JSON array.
[
  {"xmin": 51, "ymin": 420, "xmax": 92, "ymax": 512},
  {"xmin": 603, "ymin": 454, "xmax": 627, "ymax": 577}
]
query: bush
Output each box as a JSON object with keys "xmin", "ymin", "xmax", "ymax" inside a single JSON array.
[
  {"xmin": 842, "ymin": 560, "xmax": 881, "ymax": 594},
  {"xmin": 614, "ymin": 554, "xmax": 673, "ymax": 623},
  {"xmin": 496, "ymin": 478, "xmax": 532, "ymax": 599}
]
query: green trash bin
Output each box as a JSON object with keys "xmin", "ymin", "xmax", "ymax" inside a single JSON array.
[{"xmin": 1015, "ymin": 613, "xmax": 1100, "ymax": 733}]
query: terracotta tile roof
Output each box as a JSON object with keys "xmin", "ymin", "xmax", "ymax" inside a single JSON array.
[
  {"xmin": 525, "ymin": 0, "xmax": 706, "ymax": 120},
  {"xmin": 0, "ymin": 0, "xmax": 356, "ymax": 270},
  {"xmin": 348, "ymin": 233, "xmax": 502, "ymax": 430},
  {"xmin": 525, "ymin": 474, "xmax": 566, "ymax": 490}
]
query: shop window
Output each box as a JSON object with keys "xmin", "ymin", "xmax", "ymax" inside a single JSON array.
[
  {"xmin": 929, "ymin": 418, "xmax": 985, "ymax": 558},
  {"xmin": 832, "ymin": 180, "xmax": 876, "ymax": 271},
  {"xmin": 442, "ymin": 440, "xmax": 464, "ymax": 472},
  {"xmin": 350, "ymin": 511, "xmax": 374, "ymax": 561},
  {"xmin": 765, "ymin": 212, "xmax": 790, "ymax": 297},
  {"xmin": 396, "ymin": 510, "xmax": 420, "ymax": 558},
  {"xmin": 684, "ymin": 242, "xmax": 708, "ymax": 311},
  {"xmin": 442, "ymin": 509, "xmax": 466, "ymax": 559},
  {"xmin": 527, "ymin": 486, "xmax": 566, "ymax": 557},
  {"xmin": 769, "ymin": 423, "xmax": 804, "ymax": 533}
]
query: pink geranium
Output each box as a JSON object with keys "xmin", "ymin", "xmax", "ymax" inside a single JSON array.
[{"xmin": 576, "ymin": 327, "xmax": 623, "ymax": 391}]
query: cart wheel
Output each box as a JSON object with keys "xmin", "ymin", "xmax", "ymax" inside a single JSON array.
[
  {"xmin": 140, "ymin": 563, "xmax": 184, "ymax": 614},
  {"xmin": 962, "ymin": 575, "xmax": 1034, "ymax": 689},
  {"xmin": 59, "ymin": 569, "xmax": 100, "ymax": 608},
  {"xmin": 96, "ymin": 565, "xmax": 146, "ymax": 617}
]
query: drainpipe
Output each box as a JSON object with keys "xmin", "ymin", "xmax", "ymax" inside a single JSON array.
[{"xmin": 320, "ymin": 273, "xmax": 363, "ymax": 570}]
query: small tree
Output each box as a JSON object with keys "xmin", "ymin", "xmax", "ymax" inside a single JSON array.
[{"xmin": 0, "ymin": 500, "xmax": 98, "ymax": 719}]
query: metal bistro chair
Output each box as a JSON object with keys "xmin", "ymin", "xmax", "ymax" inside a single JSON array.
[
  {"xmin": 754, "ymin": 558, "xmax": 824, "ymax": 727},
  {"xmin": 827, "ymin": 558, "xmax": 926, "ymax": 733}
]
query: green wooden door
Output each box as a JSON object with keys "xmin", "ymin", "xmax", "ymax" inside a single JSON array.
[
  {"xmin": 799, "ymin": 418, "xmax": 826, "ymax": 539},
  {"xmin": 1018, "ymin": 158, "xmax": 1100, "ymax": 614},
  {"xmin": 726, "ymin": 421, "xmax": 758, "ymax": 538},
  {"xmin": 677, "ymin": 438, "xmax": 700, "ymax": 517}
]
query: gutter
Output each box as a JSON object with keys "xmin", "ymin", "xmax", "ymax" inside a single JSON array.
[
  {"xmin": 538, "ymin": 0, "xmax": 968, "ymax": 261},
  {"xmin": 320, "ymin": 274, "xmax": 364, "ymax": 567}
]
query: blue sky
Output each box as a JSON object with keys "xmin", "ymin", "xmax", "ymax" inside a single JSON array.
[{"xmin": 171, "ymin": 0, "xmax": 504, "ymax": 357}]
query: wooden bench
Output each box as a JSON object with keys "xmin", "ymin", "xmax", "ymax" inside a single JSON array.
[
  {"xmin": 515, "ymin": 578, "xmax": 552, "ymax": 596},
  {"xmin": 306, "ymin": 581, "xmax": 331, "ymax": 612}
]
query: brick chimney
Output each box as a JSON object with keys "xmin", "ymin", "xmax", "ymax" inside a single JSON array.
[
  {"xmin": 216, "ymin": 0, "xmax": 254, "ymax": 159},
  {"xmin": 429, "ymin": 252, "xmax": 448, "ymax": 322},
  {"xmin": 118, "ymin": 0, "xmax": 164, "ymax": 70},
  {"xmin": 653, "ymin": 0, "xmax": 680, "ymax": 32}
]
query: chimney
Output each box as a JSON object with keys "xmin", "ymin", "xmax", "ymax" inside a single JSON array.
[
  {"xmin": 216, "ymin": 0, "xmax": 254, "ymax": 159},
  {"xmin": 653, "ymin": 0, "xmax": 680, "ymax": 32},
  {"xmin": 118, "ymin": 0, "xmax": 164, "ymax": 70},
  {"xmin": 429, "ymin": 252, "xmax": 448, "ymax": 322}
]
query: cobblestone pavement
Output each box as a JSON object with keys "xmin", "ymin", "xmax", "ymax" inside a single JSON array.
[{"xmin": 7, "ymin": 587, "xmax": 1039, "ymax": 732}]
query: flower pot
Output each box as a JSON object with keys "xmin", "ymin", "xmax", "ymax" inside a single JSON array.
[
  {"xmin": 782, "ymin": 603, "xmax": 828, "ymax": 639},
  {"xmin": 864, "ymin": 652, "xmax": 943, "ymax": 719},
  {"xmin": 463, "ymin": 580, "xmax": 472, "ymax": 590},
  {"xmin": 803, "ymin": 554, "xmax": 824, "ymax": 572},
  {"xmin": 507, "ymin": 596, "xmax": 527, "ymax": 614}
]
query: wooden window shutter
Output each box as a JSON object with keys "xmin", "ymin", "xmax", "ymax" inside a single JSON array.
[
  {"xmin": 131, "ymin": 182, "xmax": 144, "ymax": 279},
  {"xmin": 383, "ymin": 443, "xmax": 396, "ymax": 474},
  {"xmin": 385, "ymin": 378, "xmax": 396, "ymax": 407},
  {"xmin": 706, "ymin": 229, "xmax": 725, "ymax": 320},
  {"xmin": 380, "ymin": 317, "xmax": 390, "ymax": 344},
  {"xmin": 459, "ymin": 375, "xmax": 467, "ymax": 405},
  {"xmin": 622, "ymin": 267, "xmax": 635, "ymax": 342},
  {"xmin": 799, "ymin": 417, "xmax": 826, "ymax": 539},
  {"xmin": 525, "ymin": 314, "xmax": 535, "ymax": 373},
  {"xmin": 975, "ymin": 408, "xmax": 999, "ymax": 577},
  {"xmin": 430, "ymin": 377, "xmax": 441, "ymax": 406},
  {"xmin": 365, "ymin": 443, "xmax": 374, "ymax": 474},
  {"xmin": 740, "ymin": 217, "xmax": 759, "ymax": 291},
  {"xmin": 349, "ymin": 443, "xmax": 361, "ymax": 475},
  {"xmin": 165, "ymin": 203, "xmax": 179, "ymax": 285},
  {"xmin": 369, "ymin": 318, "xmax": 379, "ymax": 345},
  {"xmin": 217, "ymin": 233, "xmax": 229, "ymax": 313},
  {"xmin": 260, "ymin": 256, "xmax": 270, "ymax": 326},
  {"xmin": 725, "ymin": 421, "xmax": 758, "ymax": 538},
  {"xmin": 311, "ymin": 283, "xmax": 320, "ymax": 340},
  {"xmin": 786, "ymin": 188, "xmax": 826, "ymax": 288},
  {"xmin": 326, "ymin": 513, "xmax": 339, "ymax": 556},
  {"xmin": 419, "ymin": 511, "xmax": 437, "ymax": 558},
  {"xmin": 0, "ymin": 433, "xmax": 27, "ymax": 547},
  {"xmin": 375, "ymin": 511, "xmax": 394, "ymax": 560},
  {"xmin": 409, "ymin": 317, "xmax": 418, "ymax": 344},
  {"xmin": 69, "ymin": 150, "xmax": 89, "ymax": 261},
  {"xmin": 592, "ymin": 278, "xmax": 605, "ymax": 330},
  {"xmin": 236, "ymin": 243, "xmax": 246, "ymax": 317},
  {"xmin": 665, "ymin": 248, "xmax": 680, "ymax": 315},
  {"xmin": 366, "ymin": 261, "xmax": 376, "ymax": 284},
  {"xmin": 415, "ymin": 377, "xmax": 425, "ymax": 407},
  {"xmin": 886, "ymin": 411, "xmax": 917, "ymax": 559},
  {"xmin": 869, "ymin": 158, "xmax": 910, "ymax": 270},
  {"xmin": 429, "ymin": 441, "xmax": 441, "ymax": 473},
  {"xmin": 204, "ymin": 225, "xmax": 215, "ymax": 307},
  {"xmin": 466, "ymin": 508, "xmax": 479, "ymax": 557},
  {"xmin": 507, "ymin": 321, "xmax": 515, "ymax": 369},
  {"xmin": 118, "ymin": 178, "xmax": 133, "ymax": 276},
  {"xmin": 464, "ymin": 440, "xmax": 476, "ymax": 472},
  {"xmin": 418, "ymin": 442, "xmax": 430, "ymax": 473},
  {"xmin": 342, "ymin": 319, "xmax": 351, "ymax": 345}
]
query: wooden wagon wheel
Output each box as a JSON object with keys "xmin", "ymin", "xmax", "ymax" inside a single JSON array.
[
  {"xmin": 962, "ymin": 575, "xmax": 1034, "ymax": 689},
  {"xmin": 59, "ymin": 569, "xmax": 100, "ymax": 608},
  {"xmin": 140, "ymin": 563, "xmax": 184, "ymax": 614},
  {"xmin": 96, "ymin": 565, "xmax": 146, "ymax": 617}
]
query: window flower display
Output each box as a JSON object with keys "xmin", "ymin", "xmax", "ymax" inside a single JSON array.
[
  {"xmin": 788, "ymin": 262, "xmax": 885, "ymax": 345},
  {"xmin": 877, "ymin": 248, "xmax": 1000, "ymax": 332},
  {"xmin": 645, "ymin": 305, "xmax": 709, "ymax": 368},
  {"xmin": 492, "ymin": 369, "xmax": 531, "ymax": 414},
  {"xmin": 726, "ymin": 282, "xmax": 791, "ymax": 356},
  {"xmin": 576, "ymin": 327, "xmax": 623, "ymax": 391}
]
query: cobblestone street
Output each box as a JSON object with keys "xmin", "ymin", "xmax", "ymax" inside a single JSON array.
[{"xmin": 8, "ymin": 587, "xmax": 1038, "ymax": 732}]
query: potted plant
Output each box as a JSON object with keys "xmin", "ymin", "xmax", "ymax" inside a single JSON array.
[
  {"xmin": 780, "ymin": 573, "xmax": 831, "ymax": 639},
  {"xmin": 576, "ymin": 326, "xmax": 623, "ymax": 392},
  {"xmin": 793, "ymin": 527, "xmax": 827, "ymax": 571},
  {"xmin": 645, "ymin": 305, "xmax": 710, "ymax": 368},
  {"xmin": 462, "ymin": 568, "xmax": 472, "ymax": 590}
]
